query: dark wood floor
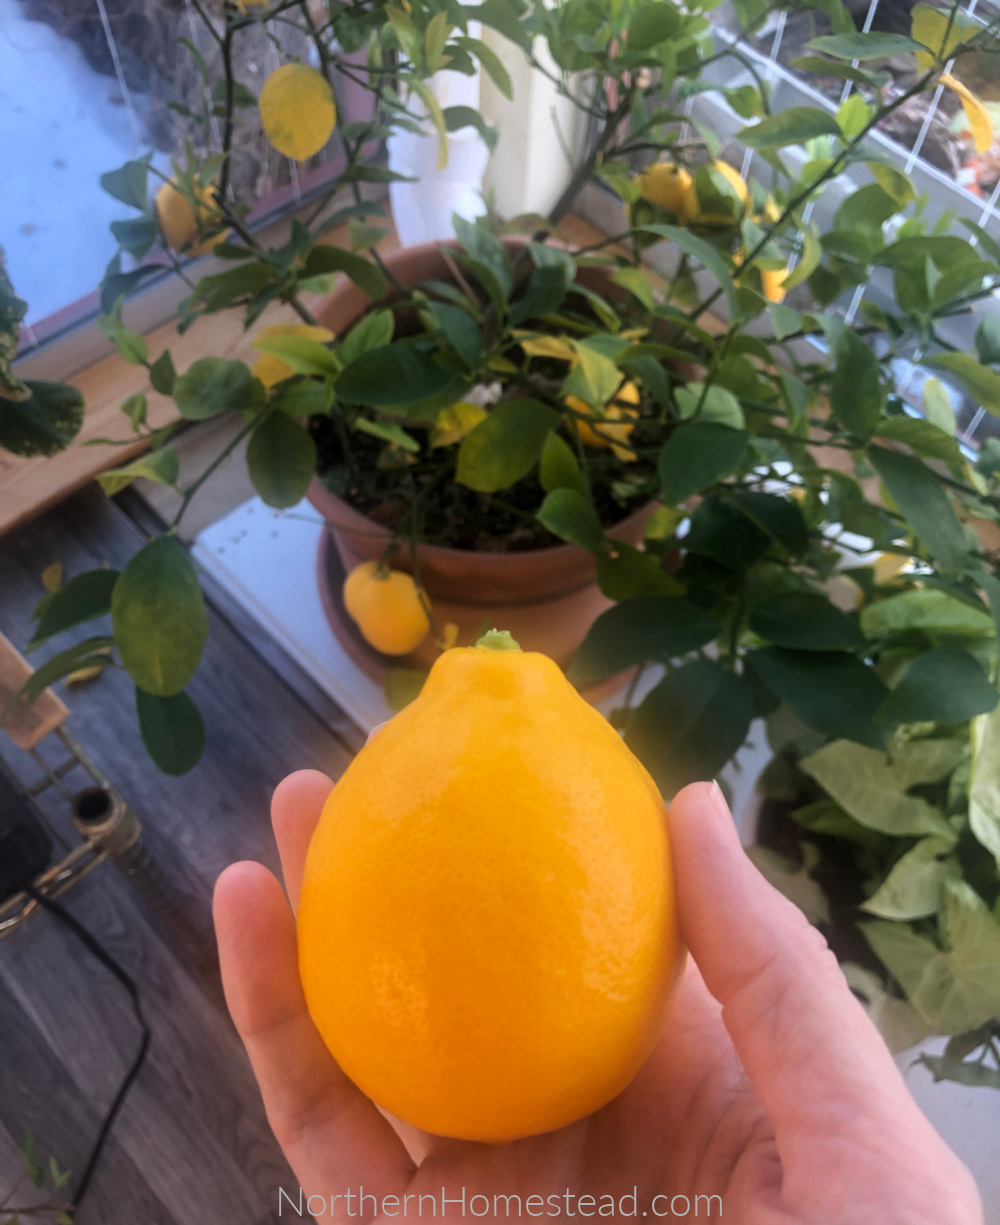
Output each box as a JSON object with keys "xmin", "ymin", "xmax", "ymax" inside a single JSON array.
[{"xmin": 0, "ymin": 488, "xmax": 361, "ymax": 1224}]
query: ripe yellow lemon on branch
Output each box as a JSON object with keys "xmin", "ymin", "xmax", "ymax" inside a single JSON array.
[
  {"xmin": 155, "ymin": 178, "xmax": 224, "ymax": 256},
  {"xmin": 342, "ymin": 560, "xmax": 431, "ymax": 655},
  {"xmin": 637, "ymin": 161, "xmax": 692, "ymax": 214},
  {"xmin": 260, "ymin": 63, "xmax": 336, "ymax": 161},
  {"xmin": 567, "ymin": 380, "xmax": 641, "ymax": 461},
  {"xmin": 682, "ymin": 161, "xmax": 749, "ymax": 226},
  {"xmin": 298, "ymin": 631, "xmax": 684, "ymax": 1142}
]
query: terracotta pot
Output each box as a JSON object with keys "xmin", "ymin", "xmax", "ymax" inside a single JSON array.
[{"xmin": 307, "ymin": 239, "xmax": 663, "ymax": 679}]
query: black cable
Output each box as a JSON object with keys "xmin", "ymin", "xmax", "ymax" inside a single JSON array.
[{"xmin": 24, "ymin": 885, "xmax": 151, "ymax": 1220}]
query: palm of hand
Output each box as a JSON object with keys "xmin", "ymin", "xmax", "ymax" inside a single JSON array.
[{"xmin": 214, "ymin": 773, "xmax": 981, "ymax": 1225}]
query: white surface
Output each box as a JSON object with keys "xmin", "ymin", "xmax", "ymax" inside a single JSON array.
[
  {"xmin": 388, "ymin": 36, "xmax": 490, "ymax": 246},
  {"xmin": 192, "ymin": 497, "xmax": 392, "ymax": 733},
  {"xmin": 0, "ymin": 0, "xmax": 162, "ymax": 324}
]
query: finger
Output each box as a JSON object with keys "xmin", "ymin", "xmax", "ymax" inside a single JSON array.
[
  {"xmin": 214, "ymin": 861, "xmax": 414, "ymax": 1201},
  {"xmin": 668, "ymin": 781, "xmax": 929, "ymax": 1156},
  {"xmin": 272, "ymin": 770, "xmax": 333, "ymax": 913}
]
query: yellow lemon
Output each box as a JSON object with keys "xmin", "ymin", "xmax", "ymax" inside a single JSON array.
[
  {"xmin": 342, "ymin": 560, "xmax": 431, "ymax": 655},
  {"xmin": 251, "ymin": 322, "xmax": 335, "ymax": 388},
  {"xmin": 637, "ymin": 162, "xmax": 692, "ymax": 214},
  {"xmin": 761, "ymin": 267, "xmax": 789, "ymax": 303},
  {"xmin": 260, "ymin": 63, "xmax": 336, "ymax": 161},
  {"xmin": 298, "ymin": 632, "xmax": 684, "ymax": 1142},
  {"xmin": 567, "ymin": 381, "xmax": 641, "ymax": 460},
  {"xmin": 682, "ymin": 161, "xmax": 749, "ymax": 226},
  {"xmin": 155, "ymin": 178, "xmax": 224, "ymax": 256}
]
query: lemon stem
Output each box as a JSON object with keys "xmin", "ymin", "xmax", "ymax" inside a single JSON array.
[{"xmin": 475, "ymin": 629, "xmax": 522, "ymax": 652}]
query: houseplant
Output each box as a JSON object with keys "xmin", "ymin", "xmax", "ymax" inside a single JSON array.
[{"xmin": 10, "ymin": 0, "xmax": 1000, "ymax": 1086}]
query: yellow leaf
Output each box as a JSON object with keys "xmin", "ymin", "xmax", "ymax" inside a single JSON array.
[
  {"xmin": 259, "ymin": 64, "xmax": 336, "ymax": 162},
  {"xmin": 911, "ymin": 3, "xmax": 977, "ymax": 72},
  {"xmin": 514, "ymin": 333, "xmax": 577, "ymax": 363},
  {"xmin": 252, "ymin": 322, "xmax": 335, "ymax": 388},
  {"xmin": 430, "ymin": 401, "xmax": 487, "ymax": 447},
  {"xmin": 41, "ymin": 562, "xmax": 63, "ymax": 593},
  {"xmin": 940, "ymin": 73, "xmax": 994, "ymax": 153}
]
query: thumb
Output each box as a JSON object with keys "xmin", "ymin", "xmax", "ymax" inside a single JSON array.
[{"xmin": 667, "ymin": 781, "xmax": 934, "ymax": 1167}]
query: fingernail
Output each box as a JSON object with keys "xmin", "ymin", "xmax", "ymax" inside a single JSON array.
[{"xmin": 709, "ymin": 779, "xmax": 730, "ymax": 815}]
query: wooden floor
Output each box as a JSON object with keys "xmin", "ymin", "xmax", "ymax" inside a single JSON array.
[{"xmin": 0, "ymin": 488, "xmax": 361, "ymax": 1224}]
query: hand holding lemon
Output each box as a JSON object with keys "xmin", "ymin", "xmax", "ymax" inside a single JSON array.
[{"xmin": 215, "ymin": 733, "xmax": 977, "ymax": 1220}]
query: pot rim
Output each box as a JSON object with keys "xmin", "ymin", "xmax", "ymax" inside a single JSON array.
[{"xmin": 306, "ymin": 476, "xmax": 656, "ymax": 563}]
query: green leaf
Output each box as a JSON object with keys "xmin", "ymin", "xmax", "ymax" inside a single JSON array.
[
  {"xmin": 861, "ymin": 587, "xmax": 994, "ymax": 638},
  {"xmin": 749, "ymin": 591, "xmax": 866, "ymax": 651},
  {"xmin": 111, "ymin": 215, "xmax": 158, "ymax": 260},
  {"xmin": 302, "ymin": 245, "xmax": 388, "ymax": 300},
  {"xmin": 675, "ymin": 382, "xmax": 744, "ymax": 428},
  {"xmin": 800, "ymin": 739, "xmax": 952, "ymax": 836},
  {"xmin": 974, "ymin": 315, "xmax": 1000, "ymax": 366},
  {"xmin": 861, "ymin": 836, "xmax": 960, "ymax": 920},
  {"xmin": 173, "ymin": 357, "xmax": 254, "ymax": 420},
  {"xmin": 890, "ymin": 738, "xmax": 969, "ymax": 787},
  {"xmin": 596, "ymin": 543, "xmax": 683, "ymax": 600},
  {"xmin": 539, "ymin": 431, "xmax": 587, "ymax": 497},
  {"xmin": 111, "ymin": 536, "xmax": 207, "ymax": 697},
  {"xmin": 640, "ymin": 225, "xmax": 738, "ymax": 317},
  {"xmin": 876, "ymin": 416, "xmax": 964, "ymax": 477},
  {"xmin": 98, "ymin": 446, "xmax": 180, "ymax": 496},
  {"xmin": 877, "ymin": 648, "xmax": 998, "ymax": 723},
  {"xmin": 149, "ymin": 350, "xmax": 176, "ymax": 396},
  {"xmin": 731, "ymin": 491, "xmax": 809, "ymax": 555},
  {"xmin": 831, "ymin": 328, "xmax": 882, "ymax": 438},
  {"xmin": 247, "ymin": 413, "xmax": 317, "ymax": 509},
  {"xmin": 427, "ymin": 303, "xmax": 483, "ymax": 370},
  {"xmin": 789, "ymin": 55, "xmax": 889, "ymax": 86},
  {"xmin": 98, "ymin": 307, "xmax": 148, "ymax": 365},
  {"xmin": 383, "ymin": 667, "xmax": 428, "ymax": 712},
  {"xmin": 686, "ymin": 496, "xmax": 771, "ymax": 571},
  {"xmin": 627, "ymin": 1, "xmax": 680, "ymax": 50},
  {"xmin": 0, "ymin": 380, "xmax": 84, "ymax": 456},
  {"xmin": 13, "ymin": 637, "xmax": 115, "ymax": 706},
  {"xmin": 100, "ymin": 159, "xmax": 149, "ymax": 208},
  {"xmin": 256, "ymin": 334, "xmax": 340, "ymax": 379},
  {"xmin": 738, "ymin": 106, "xmax": 841, "ymax": 148},
  {"xmin": 925, "ymin": 353, "xmax": 1000, "ymax": 416},
  {"xmin": 280, "ymin": 379, "xmax": 332, "ymax": 417},
  {"xmin": 509, "ymin": 264, "xmax": 573, "ymax": 327},
  {"xmin": 454, "ymin": 215, "xmax": 513, "ymax": 299},
  {"xmin": 455, "ymin": 35, "xmax": 513, "ymax": 99},
  {"xmin": 443, "ymin": 104, "xmax": 498, "ymax": 153},
  {"xmin": 769, "ymin": 302, "xmax": 801, "ymax": 341},
  {"xmin": 537, "ymin": 489, "xmax": 604, "ymax": 552},
  {"xmin": 354, "ymin": 416, "xmax": 420, "ymax": 453},
  {"xmin": 338, "ymin": 309, "xmax": 395, "ymax": 369},
  {"xmin": 862, "ymin": 882, "xmax": 1000, "ymax": 1033},
  {"xmin": 562, "ymin": 339, "xmax": 622, "ymax": 409},
  {"xmin": 136, "ymin": 687, "xmax": 205, "ymax": 775},
  {"xmin": 746, "ymin": 844, "xmax": 830, "ymax": 926},
  {"xmin": 868, "ymin": 446, "xmax": 969, "ymax": 571},
  {"xmin": 29, "ymin": 569, "xmax": 120, "ymax": 648},
  {"xmin": 569, "ymin": 596, "xmax": 720, "ymax": 685},
  {"xmin": 611, "ymin": 266, "xmax": 656, "ymax": 310},
  {"xmin": 969, "ymin": 703, "xmax": 1000, "ymax": 868},
  {"xmin": 807, "ymin": 31, "xmax": 926, "ymax": 59},
  {"xmin": 920, "ymin": 1054, "xmax": 1000, "ymax": 1091},
  {"xmin": 747, "ymin": 650, "xmax": 889, "ymax": 748},
  {"xmin": 658, "ymin": 423, "xmax": 748, "ymax": 506},
  {"xmin": 336, "ymin": 344, "xmax": 455, "ymax": 409},
  {"xmin": 456, "ymin": 399, "xmax": 558, "ymax": 492},
  {"xmin": 626, "ymin": 660, "xmax": 753, "ymax": 799}
]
